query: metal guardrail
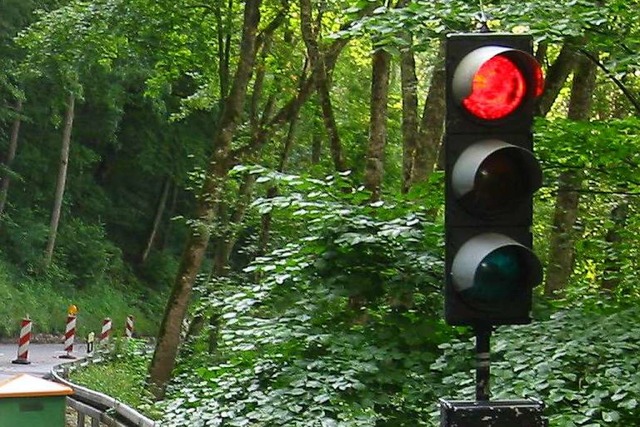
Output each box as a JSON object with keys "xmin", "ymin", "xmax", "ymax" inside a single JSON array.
[{"xmin": 50, "ymin": 356, "xmax": 159, "ymax": 427}]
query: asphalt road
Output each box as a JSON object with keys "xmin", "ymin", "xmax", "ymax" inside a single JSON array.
[{"xmin": 0, "ymin": 343, "xmax": 88, "ymax": 380}]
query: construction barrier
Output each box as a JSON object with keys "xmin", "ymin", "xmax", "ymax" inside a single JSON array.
[
  {"xmin": 60, "ymin": 315, "xmax": 77, "ymax": 359},
  {"xmin": 125, "ymin": 315, "xmax": 134, "ymax": 339},
  {"xmin": 100, "ymin": 317, "xmax": 112, "ymax": 343},
  {"xmin": 11, "ymin": 317, "xmax": 32, "ymax": 365}
]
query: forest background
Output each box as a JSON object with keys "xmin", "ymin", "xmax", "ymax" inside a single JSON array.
[{"xmin": 1, "ymin": 0, "xmax": 640, "ymax": 425}]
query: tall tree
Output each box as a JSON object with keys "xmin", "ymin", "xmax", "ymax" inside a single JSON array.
[
  {"xmin": 299, "ymin": 0, "xmax": 346, "ymax": 172},
  {"xmin": 43, "ymin": 93, "xmax": 75, "ymax": 268},
  {"xmin": 148, "ymin": 0, "xmax": 263, "ymax": 398},
  {"xmin": 364, "ymin": 47, "xmax": 391, "ymax": 201},
  {"xmin": 0, "ymin": 100, "xmax": 23, "ymax": 219},
  {"xmin": 544, "ymin": 52, "xmax": 598, "ymax": 297},
  {"xmin": 536, "ymin": 41, "xmax": 580, "ymax": 117},
  {"xmin": 140, "ymin": 176, "xmax": 172, "ymax": 264},
  {"xmin": 601, "ymin": 196, "xmax": 629, "ymax": 291},
  {"xmin": 399, "ymin": 32, "xmax": 419, "ymax": 194},
  {"xmin": 411, "ymin": 40, "xmax": 446, "ymax": 186}
]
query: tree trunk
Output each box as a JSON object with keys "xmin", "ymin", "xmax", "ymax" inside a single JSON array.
[
  {"xmin": 601, "ymin": 197, "xmax": 629, "ymax": 291},
  {"xmin": 215, "ymin": 0, "xmax": 232, "ymax": 100},
  {"xmin": 544, "ymin": 52, "xmax": 597, "ymax": 297},
  {"xmin": 159, "ymin": 182, "xmax": 179, "ymax": 251},
  {"xmin": 258, "ymin": 112, "xmax": 299, "ymax": 254},
  {"xmin": 44, "ymin": 94, "xmax": 75, "ymax": 269},
  {"xmin": 311, "ymin": 132, "xmax": 321, "ymax": 164},
  {"xmin": 535, "ymin": 41, "xmax": 547, "ymax": 64},
  {"xmin": 141, "ymin": 176, "xmax": 171, "ymax": 264},
  {"xmin": 536, "ymin": 41, "xmax": 580, "ymax": 117},
  {"xmin": 399, "ymin": 34, "xmax": 419, "ymax": 194},
  {"xmin": 299, "ymin": 0, "xmax": 346, "ymax": 172},
  {"xmin": 148, "ymin": 0, "xmax": 262, "ymax": 398},
  {"xmin": 267, "ymin": 9, "xmax": 367, "ymax": 131},
  {"xmin": 250, "ymin": 35, "xmax": 270, "ymax": 134},
  {"xmin": 364, "ymin": 48, "xmax": 391, "ymax": 201},
  {"xmin": 0, "ymin": 99, "xmax": 23, "ymax": 219},
  {"xmin": 412, "ymin": 39, "xmax": 446, "ymax": 185},
  {"xmin": 214, "ymin": 173, "xmax": 257, "ymax": 276}
]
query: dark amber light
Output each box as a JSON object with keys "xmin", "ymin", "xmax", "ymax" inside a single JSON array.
[{"xmin": 462, "ymin": 55, "xmax": 526, "ymax": 120}]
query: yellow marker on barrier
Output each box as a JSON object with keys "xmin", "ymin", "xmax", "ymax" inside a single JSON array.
[{"xmin": 67, "ymin": 305, "xmax": 78, "ymax": 316}]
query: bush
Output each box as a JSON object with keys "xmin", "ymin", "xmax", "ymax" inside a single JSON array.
[
  {"xmin": 0, "ymin": 207, "xmax": 50, "ymax": 274},
  {"xmin": 56, "ymin": 217, "xmax": 128, "ymax": 287},
  {"xmin": 160, "ymin": 175, "xmax": 452, "ymax": 426},
  {"xmin": 432, "ymin": 306, "xmax": 640, "ymax": 426}
]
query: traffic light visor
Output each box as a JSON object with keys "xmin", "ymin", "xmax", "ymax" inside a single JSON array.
[
  {"xmin": 452, "ymin": 46, "xmax": 544, "ymax": 121},
  {"xmin": 452, "ymin": 140, "xmax": 542, "ymax": 216},
  {"xmin": 451, "ymin": 233, "xmax": 542, "ymax": 301}
]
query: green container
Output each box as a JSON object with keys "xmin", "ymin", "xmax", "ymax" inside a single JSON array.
[{"xmin": 0, "ymin": 374, "xmax": 73, "ymax": 426}]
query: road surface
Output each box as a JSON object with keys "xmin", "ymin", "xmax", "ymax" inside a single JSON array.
[{"xmin": 0, "ymin": 343, "xmax": 88, "ymax": 380}]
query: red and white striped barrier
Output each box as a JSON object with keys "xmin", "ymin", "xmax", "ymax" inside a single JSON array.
[
  {"xmin": 125, "ymin": 315, "xmax": 134, "ymax": 339},
  {"xmin": 100, "ymin": 317, "xmax": 112, "ymax": 343},
  {"xmin": 60, "ymin": 314, "xmax": 77, "ymax": 359},
  {"xmin": 12, "ymin": 317, "xmax": 32, "ymax": 365}
]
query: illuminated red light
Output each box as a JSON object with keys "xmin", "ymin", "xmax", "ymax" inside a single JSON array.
[
  {"xmin": 462, "ymin": 55, "xmax": 526, "ymax": 120},
  {"xmin": 533, "ymin": 63, "xmax": 545, "ymax": 97}
]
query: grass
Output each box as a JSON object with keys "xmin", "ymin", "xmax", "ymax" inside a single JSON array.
[
  {"xmin": 0, "ymin": 258, "xmax": 164, "ymax": 340},
  {"xmin": 68, "ymin": 339, "xmax": 163, "ymax": 420}
]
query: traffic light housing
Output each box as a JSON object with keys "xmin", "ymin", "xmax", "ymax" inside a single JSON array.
[{"xmin": 444, "ymin": 33, "xmax": 544, "ymax": 327}]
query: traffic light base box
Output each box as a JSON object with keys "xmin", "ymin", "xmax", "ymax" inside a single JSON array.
[
  {"xmin": 440, "ymin": 398, "xmax": 547, "ymax": 427},
  {"xmin": 0, "ymin": 374, "xmax": 73, "ymax": 427}
]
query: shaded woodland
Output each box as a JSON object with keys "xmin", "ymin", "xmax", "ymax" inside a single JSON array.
[{"xmin": 2, "ymin": 0, "xmax": 640, "ymax": 425}]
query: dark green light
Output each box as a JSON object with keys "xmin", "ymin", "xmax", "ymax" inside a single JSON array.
[{"xmin": 464, "ymin": 246, "xmax": 525, "ymax": 301}]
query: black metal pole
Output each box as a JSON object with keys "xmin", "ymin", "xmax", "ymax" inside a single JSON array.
[{"xmin": 475, "ymin": 325, "xmax": 492, "ymax": 401}]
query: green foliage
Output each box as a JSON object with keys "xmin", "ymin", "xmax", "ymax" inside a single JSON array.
[
  {"xmin": 0, "ymin": 207, "xmax": 50, "ymax": 273},
  {"xmin": 0, "ymin": 207, "xmax": 133, "ymax": 285},
  {"xmin": 69, "ymin": 338, "xmax": 161, "ymax": 419},
  {"xmin": 535, "ymin": 117, "xmax": 640, "ymax": 305},
  {"xmin": 4, "ymin": 1, "xmax": 640, "ymax": 426},
  {"xmin": 55, "ymin": 217, "xmax": 127, "ymax": 286},
  {"xmin": 0, "ymin": 263, "xmax": 68, "ymax": 336},
  {"xmin": 161, "ymin": 173, "xmax": 451, "ymax": 426},
  {"xmin": 433, "ymin": 306, "xmax": 640, "ymax": 426},
  {"xmin": 536, "ymin": 117, "xmax": 640, "ymax": 187},
  {"xmin": 137, "ymin": 251, "xmax": 181, "ymax": 291},
  {"xmin": 0, "ymin": 249, "xmax": 161, "ymax": 338}
]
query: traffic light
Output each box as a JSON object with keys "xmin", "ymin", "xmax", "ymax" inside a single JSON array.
[{"xmin": 444, "ymin": 33, "xmax": 544, "ymax": 326}]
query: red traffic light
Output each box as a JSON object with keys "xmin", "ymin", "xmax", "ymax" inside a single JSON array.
[
  {"xmin": 452, "ymin": 46, "xmax": 544, "ymax": 121},
  {"xmin": 463, "ymin": 55, "xmax": 525, "ymax": 120}
]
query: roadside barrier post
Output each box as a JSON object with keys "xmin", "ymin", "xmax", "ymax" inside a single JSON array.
[
  {"xmin": 60, "ymin": 305, "xmax": 78, "ymax": 359},
  {"xmin": 100, "ymin": 317, "xmax": 112, "ymax": 344},
  {"xmin": 59, "ymin": 314, "xmax": 77, "ymax": 359},
  {"xmin": 87, "ymin": 331, "xmax": 95, "ymax": 353},
  {"xmin": 125, "ymin": 315, "xmax": 134, "ymax": 339},
  {"xmin": 11, "ymin": 316, "xmax": 32, "ymax": 365}
]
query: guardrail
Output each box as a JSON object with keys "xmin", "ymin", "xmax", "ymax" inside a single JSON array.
[{"xmin": 49, "ymin": 355, "xmax": 158, "ymax": 427}]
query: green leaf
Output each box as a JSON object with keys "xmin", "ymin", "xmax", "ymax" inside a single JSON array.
[{"xmin": 602, "ymin": 410, "xmax": 620, "ymax": 422}]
